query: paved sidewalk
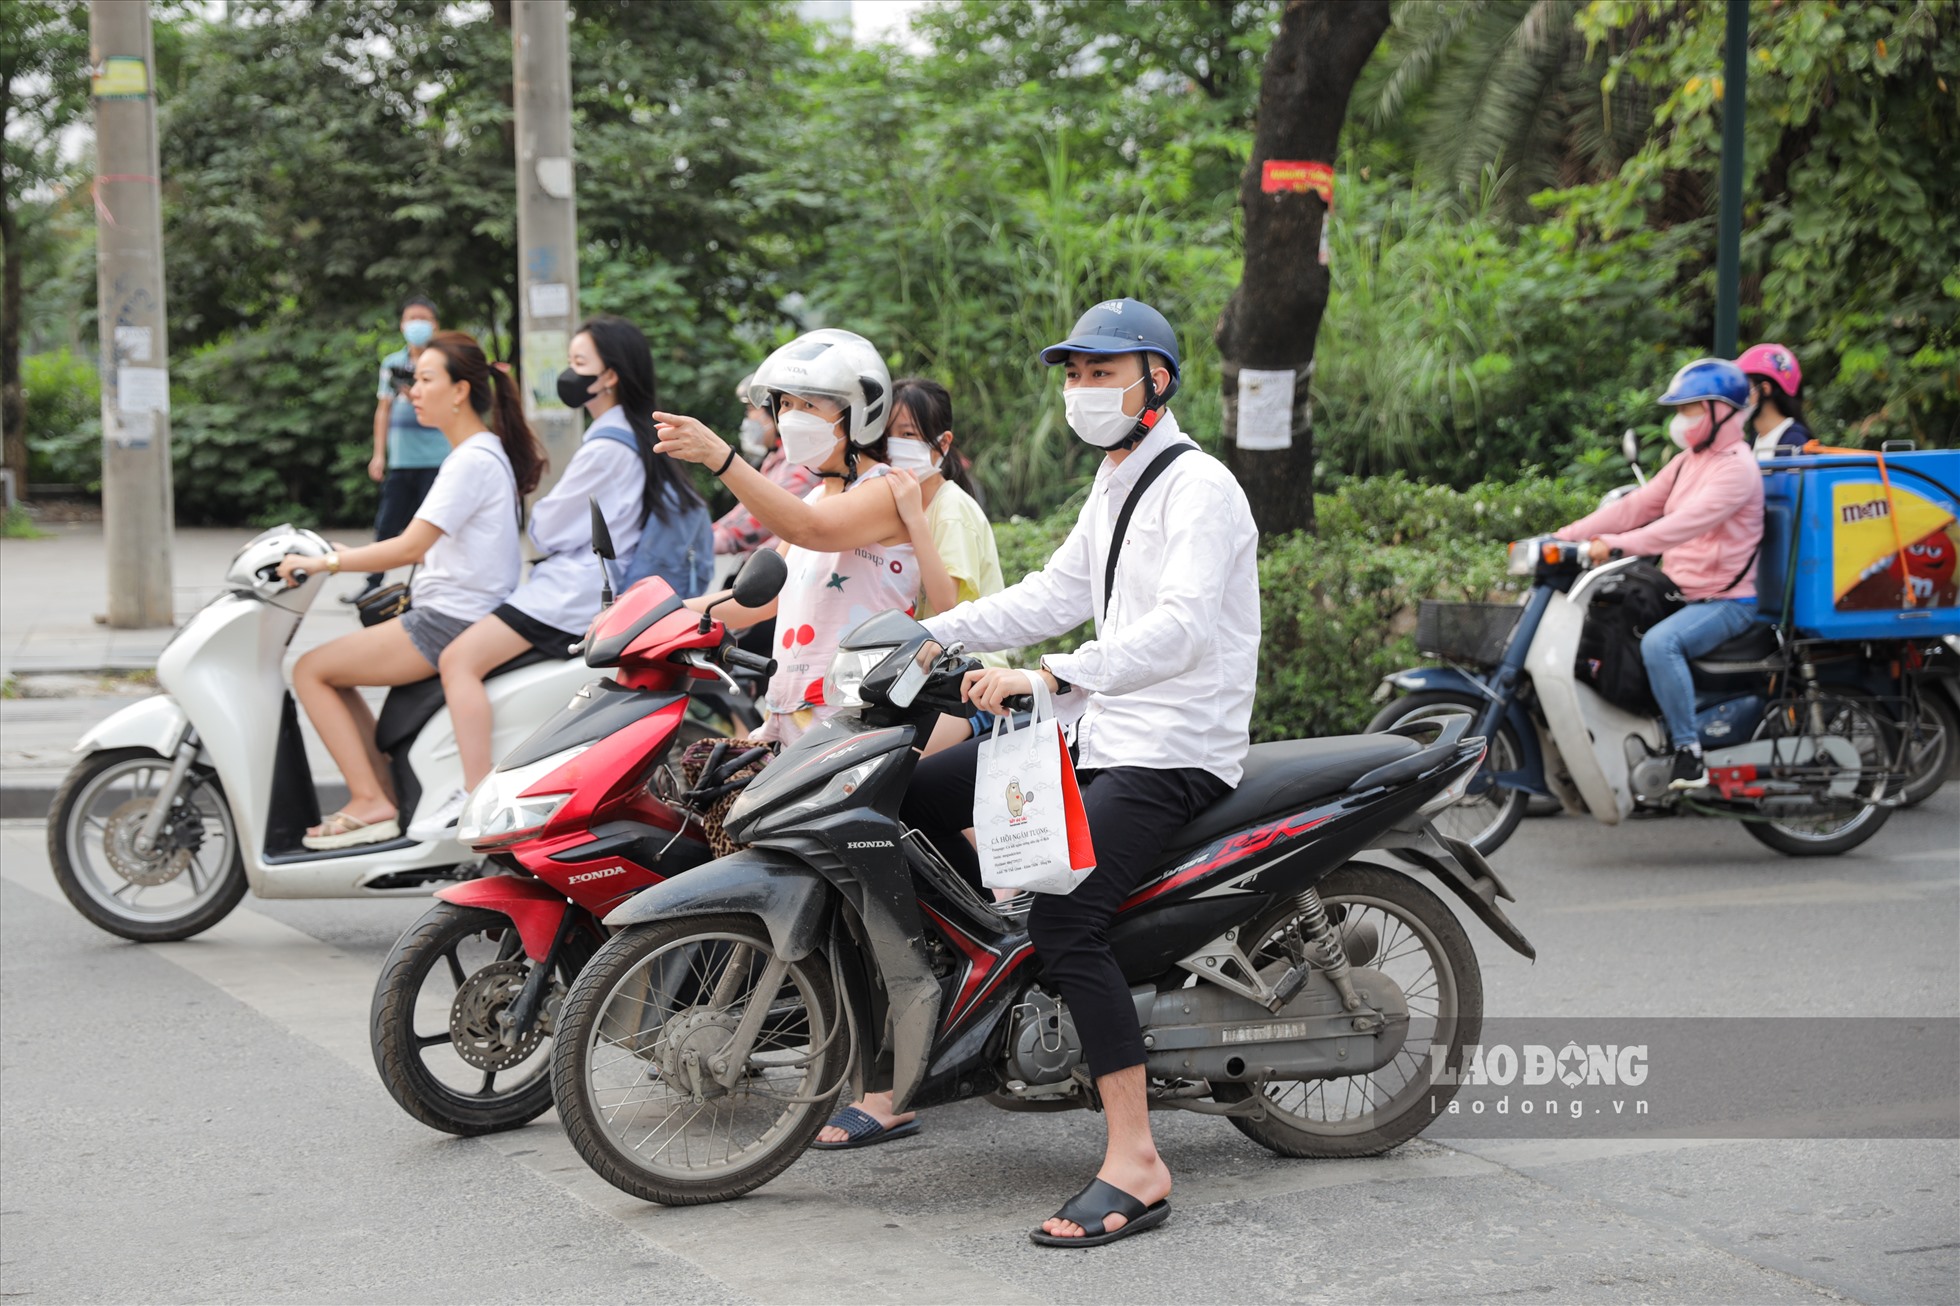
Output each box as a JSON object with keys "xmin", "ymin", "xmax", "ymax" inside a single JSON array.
[{"xmin": 1, "ymin": 522, "xmax": 382, "ymax": 815}]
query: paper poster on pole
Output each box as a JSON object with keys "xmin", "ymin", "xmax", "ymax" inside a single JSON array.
[
  {"xmin": 527, "ymin": 281, "xmax": 571, "ymax": 320},
  {"xmin": 1235, "ymin": 368, "xmax": 1296, "ymax": 451},
  {"xmin": 109, "ymin": 410, "xmax": 156, "ymax": 450},
  {"xmin": 523, "ymin": 330, "xmax": 570, "ymax": 410},
  {"xmin": 117, "ymin": 366, "xmax": 170, "ymax": 415},
  {"xmin": 114, "ymin": 326, "xmax": 153, "ymax": 362}
]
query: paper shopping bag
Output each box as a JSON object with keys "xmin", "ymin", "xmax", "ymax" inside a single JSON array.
[{"xmin": 974, "ymin": 676, "xmax": 1095, "ymax": 895}]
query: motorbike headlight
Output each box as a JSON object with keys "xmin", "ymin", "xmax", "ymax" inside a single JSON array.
[
  {"xmin": 823, "ymin": 644, "xmax": 899, "ymax": 711},
  {"xmin": 455, "ymin": 743, "xmax": 590, "ymax": 847},
  {"xmin": 745, "ymin": 757, "xmax": 884, "ymax": 838}
]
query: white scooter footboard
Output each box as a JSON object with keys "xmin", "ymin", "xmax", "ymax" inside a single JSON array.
[{"xmin": 1521, "ymin": 583, "xmax": 1661, "ymax": 825}]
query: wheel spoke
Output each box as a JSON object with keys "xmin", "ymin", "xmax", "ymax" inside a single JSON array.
[
  {"xmin": 479, "ymin": 1070, "xmax": 497, "ymax": 1096},
  {"xmin": 443, "ymin": 945, "xmax": 467, "ymax": 990},
  {"xmin": 413, "ymin": 1031, "xmax": 450, "ymax": 1050}
]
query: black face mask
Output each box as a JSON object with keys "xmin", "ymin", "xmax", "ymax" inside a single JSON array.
[{"xmin": 557, "ymin": 367, "xmax": 601, "ymax": 409}]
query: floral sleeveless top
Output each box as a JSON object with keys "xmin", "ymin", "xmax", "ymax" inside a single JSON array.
[{"xmin": 765, "ymin": 466, "xmax": 921, "ymax": 722}]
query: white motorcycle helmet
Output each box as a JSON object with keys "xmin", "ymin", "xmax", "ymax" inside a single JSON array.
[{"xmin": 746, "ymin": 329, "xmax": 892, "ymax": 455}]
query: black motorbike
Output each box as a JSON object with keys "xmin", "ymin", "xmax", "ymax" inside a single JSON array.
[{"xmin": 547, "ymin": 612, "xmax": 1536, "ymax": 1206}]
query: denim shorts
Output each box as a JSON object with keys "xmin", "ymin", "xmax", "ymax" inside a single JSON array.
[{"xmin": 400, "ymin": 605, "xmax": 473, "ymax": 668}]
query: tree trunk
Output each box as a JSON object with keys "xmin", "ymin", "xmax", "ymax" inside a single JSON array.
[
  {"xmin": 1216, "ymin": 0, "xmax": 1389, "ymax": 536},
  {"xmin": 1, "ymin": 72, "xmax": 27, "ymax": 503}
]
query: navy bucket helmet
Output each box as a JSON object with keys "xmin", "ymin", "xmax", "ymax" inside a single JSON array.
[
  {"xmin": 1040, "ymin": 298, "xmax": 1182, "ymax": 399},
  {"xmin": 1040, "ymin": 298, "xmax": 1182, "ymax": 448}
]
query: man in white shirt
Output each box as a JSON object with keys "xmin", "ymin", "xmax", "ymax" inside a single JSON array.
[{"xmin": 902, "ymin": 299, "xmax": 1260, "ymax": 1246}]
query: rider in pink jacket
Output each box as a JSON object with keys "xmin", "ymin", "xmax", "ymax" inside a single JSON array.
[{"xmin": 1558, "ymin": 359, "xmax": 1763, "ymax": 786}]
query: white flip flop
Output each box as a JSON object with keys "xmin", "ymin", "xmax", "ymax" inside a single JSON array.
[{"xmin": 301, "ymin": 811, "xmax": 402, "ymax": 850}]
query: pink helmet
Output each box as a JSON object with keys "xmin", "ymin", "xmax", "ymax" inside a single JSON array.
[{"xmin": 1734, "ymin": 342, "xmax": 1802, "ymax": 397}]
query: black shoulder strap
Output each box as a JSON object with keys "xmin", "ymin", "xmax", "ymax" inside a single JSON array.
[{"xmin": 1103, "ymin": 442, "xmax": 1195, "ymax": 620}]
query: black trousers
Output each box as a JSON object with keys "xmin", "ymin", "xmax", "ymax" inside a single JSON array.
[
  {"xmin": 901, "ymin": 735, "xmax": 1229, "ymax": 1078},
  {"xmin": 368, "ymin": 465, "xmax": 442, "ymax": 583}
]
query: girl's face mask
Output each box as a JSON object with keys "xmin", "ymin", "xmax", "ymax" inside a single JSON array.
[{"xmin": 887, "ymin": 436, "xmax": 944, "ymax": 478}]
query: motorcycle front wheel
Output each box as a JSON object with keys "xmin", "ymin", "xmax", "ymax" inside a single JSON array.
[
  {"xmin": 1367, "ymin": 692, "xmax": 1529, "ymax": 856},
  {"xmin": 49, "ymin": 747, "xmax": 247, "ymax": 942},
  {"xmin": 1214, "ymin": 863, "xmax": 1483, "ymax": 1158},
  {"xmin": 550, "ymin": 914, "xmax": 844, "ymax": 1205},
  {"xmin": 370, "ymin": 901, "xmax": 592, "ymax": 1136}
]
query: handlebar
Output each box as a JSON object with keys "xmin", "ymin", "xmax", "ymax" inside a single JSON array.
[{"xmin": 725, "ymin": 647, "xmax": 776, "ymax": 677}]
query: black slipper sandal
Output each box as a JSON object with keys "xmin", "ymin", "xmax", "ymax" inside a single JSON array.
[
  {"xmin": 808, "ymin": 1105, "xmax": 922, "ymax": 1150},
  {"xmin": 1028, "ymin": 1176, "xmax": 1171, "ymax": 1248}
]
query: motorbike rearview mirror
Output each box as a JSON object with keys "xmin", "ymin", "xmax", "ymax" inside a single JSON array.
[
  {"xmin": 588, "ymin": 496, "xmax": 616, "ymax": 610},
  {"xmin": 1621, "ymin": 428, "xmax": 1641, "ymax": 466},
  {"xmin": 731, "ymin": 549, "xmax": 788, "ymax": 609},
  {"xmin": 588, "ymin": 496, "xmax": 615, "ymax": 561}
]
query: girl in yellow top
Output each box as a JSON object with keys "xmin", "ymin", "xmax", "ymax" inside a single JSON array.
[{"xmin": 883, "ymin": 376, "xmax": 1010, "ymax": 754}]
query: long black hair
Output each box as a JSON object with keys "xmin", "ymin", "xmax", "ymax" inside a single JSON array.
[
  {"xmin": 889, "ymin": 376, "xmax": 979, "ymax": 498},
  {"xmin": 577, "ymin": 314, "xmax": 702, "ymax": 525},
  {"xmin": 1744, "ymin": 372, "xmax": 1807, "ymax": 428}
]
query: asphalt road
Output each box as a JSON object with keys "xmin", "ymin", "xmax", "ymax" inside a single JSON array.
[{"xmin": 2, "ymin": 793, "xmax": 1956, "ymax": 1305}]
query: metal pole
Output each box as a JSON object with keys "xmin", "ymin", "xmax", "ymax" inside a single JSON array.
[
  {"xmin": 512, "ymin": 0, "xmax": 580, "ymax": 498},
  {"xmin": 90, "ymin": 0, "xmax": 175, "ymax": 628},
  {"xmin": 1713, "ymin": 0, "xmax": 1748, "ymax": 359}
]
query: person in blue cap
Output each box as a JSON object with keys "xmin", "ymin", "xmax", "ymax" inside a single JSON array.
[
  {"xmin": 1555, "ymin": 358, "xmax": 1764, "ymax": 787},
  {"xmin": 843, "ymin": 298, "xmax": 1261, "ymax": 1246}
]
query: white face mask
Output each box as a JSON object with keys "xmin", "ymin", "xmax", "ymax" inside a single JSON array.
[
  {"xmin": 1063, "ymin": 376, "xmax": 1145, "ymax": 448},
  {"xmin": 777, "ymin": 408, "xmax": 842, "ymax": 468},
  {"xmin": 887, "ymin": 437, "xmax": 943, "ymax": 478},
  {"xmin": 738, "ymin": 417, "xmax": 769, "ymax": 461}
]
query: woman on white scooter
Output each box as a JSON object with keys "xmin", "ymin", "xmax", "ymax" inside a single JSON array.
[
  {"xmin": 408, "ymin": 315, "xmax": 708, "ymax": 840},
  {"xmin": 1556, "ymin": 358, "xmax": 1764, "ymax": 787},
  {"xmin": 275, "ymin": 332, "xmax": 544, "ymax": 849},
  {"xmin": 648, "ymin": 329, "xmax": 934, "ymax": 749}
]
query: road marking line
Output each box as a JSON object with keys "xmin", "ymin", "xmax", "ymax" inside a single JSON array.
[{"xmin": 1545, "ymin": 877, "xmax": 1956, "ymax": 914}]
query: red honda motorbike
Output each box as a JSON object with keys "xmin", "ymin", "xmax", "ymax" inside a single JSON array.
[{"xmin": 367, "ymin": 528, "xmax": 787, "ymax": 1136}]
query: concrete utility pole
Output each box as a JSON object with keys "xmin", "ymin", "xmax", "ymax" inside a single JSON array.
[
  {"xmin": 90, "ymin": 0, "xmax": 174, "ymax": 628},
  {"xmin": 512, "ymin": 0, "xmax": 580, "ymax": 497}
]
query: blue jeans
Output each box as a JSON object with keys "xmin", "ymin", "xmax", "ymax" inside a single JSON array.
[{"xmin": 1640, "ymin": 599, "xmax": 1758, "ymax": 749}]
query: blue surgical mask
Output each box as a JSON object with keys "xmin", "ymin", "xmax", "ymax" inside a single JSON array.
[{"xmin": 403, "ymin": 320, "xmax": 435, "ymax": 347}]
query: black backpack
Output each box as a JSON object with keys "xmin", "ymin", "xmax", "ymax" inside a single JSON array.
[{"xmin": 1574, "ymin": 561, "xmax": 1684, "ymax": 715}]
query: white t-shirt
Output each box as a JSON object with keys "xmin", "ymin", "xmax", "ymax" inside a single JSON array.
[
  {"xmin": 507, "ymin": 407, "xmax": 646, "ymax": 635},
  {"xmin": 410, "ymin": 432, "xmax": 522, "ymax": 622}
]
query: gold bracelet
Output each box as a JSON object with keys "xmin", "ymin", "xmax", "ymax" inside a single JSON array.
[{"xmin": 325, "ymin": 552, "xmax": 340, "ymax": 574}]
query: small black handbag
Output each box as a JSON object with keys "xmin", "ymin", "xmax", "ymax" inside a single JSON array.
[{"xmin": 355, "ymin": 567, "xmax": 415, "ymax": 628}]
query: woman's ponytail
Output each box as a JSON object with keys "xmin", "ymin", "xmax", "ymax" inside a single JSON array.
[{"xmin": 487, "ymin": 365, "xmax": 546, "ymax": 496}]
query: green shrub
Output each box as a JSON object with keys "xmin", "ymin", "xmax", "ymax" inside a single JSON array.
[
  {"xmin": 169, "ymin": 322, "xmax": 385, "ymax": 527},
  {"xmin": 22, "ymin": 349, "xmax": 102, "ymax": 489}
]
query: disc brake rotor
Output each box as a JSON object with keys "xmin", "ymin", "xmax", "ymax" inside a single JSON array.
[
  {"xmin": 102, "ymin": 797, "xmax": 195, "ymax": 887},
  {"xmin": 449, "ymin": 959, "xmax": 551, "ymax": 1071}
]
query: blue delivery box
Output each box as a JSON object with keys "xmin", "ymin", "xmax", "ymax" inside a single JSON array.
[{"xmin": 1758, "ymin": 449, "xmax": 1960, "ymax": 640}]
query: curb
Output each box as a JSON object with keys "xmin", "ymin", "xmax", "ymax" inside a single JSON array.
[{"xmin": 2, "ymin": 781, "xmax": 351, "ymax": 823}]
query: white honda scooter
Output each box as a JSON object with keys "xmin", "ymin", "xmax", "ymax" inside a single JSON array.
[{"xmin": 47, "ymin": 526, "xmax": 610, "ymax": 941}]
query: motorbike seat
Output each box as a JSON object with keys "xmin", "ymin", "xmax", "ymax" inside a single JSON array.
[
  {"xmin": 1164, "ymin": 734, "xmax": 1423, "ymax": 854},
  {"xmin": 374, "ymin": 649, "xmax": 557, "ymax": 756},
  {"xmin": 1690, "ymin": 623, "xmax": 1781, "ymax": 672}
]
